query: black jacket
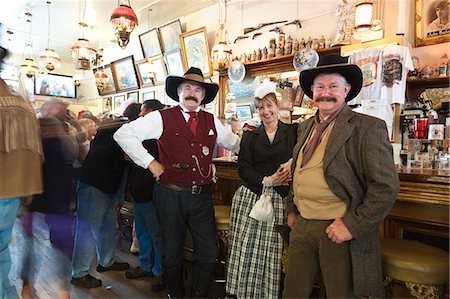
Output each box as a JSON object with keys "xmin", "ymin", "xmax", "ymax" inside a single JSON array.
[
  {"xmin": 80, "ymin": 120, "xmax": 127, "ymax": 194},
  {"xmin": 238, "ymin": 121, "xmax": 298, "ymax": 198},
  {"xmin": 127, "ymin": 139, "xmax": 158, "ymax": 202}
]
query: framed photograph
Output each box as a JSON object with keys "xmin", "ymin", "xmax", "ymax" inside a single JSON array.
[
  {"xmin": 147, "ymin": 55, "xmax": 168, "ymax": 85},
  {"xmin": 111, "ymin": 56, "xmax": 139, "ymax": 92},
  {"xmin": 143, "ymin": 91, "xmax": 156, "ymax": 101},
  {"xmin": 415, "ymin": 0, "xmax": 450, "ymax": 47},
  {"xmin": 103, "ymin": 97, "xmax": 112, "ymax": 112},
  {"xmin": 113, "ymin": 95, "xmax": 125, "ymax": 111},
  {"xmin": 164, "ymin": 49, "xmax": 185, "ymax": 76},
  {"xmin": 135, "ymin": 59, "xmax": 155, "ymax": 88},
  {"xmin": 179, "ymin": 27, "xmax": 213, "ymax": 77},
  {"xmin": 139, "ymin": 28, "xmax": 162, "ymax": 58},
  {"xmin": 93, "ymin": 64, "xmax": 117, "ymax": 96},
  {"xmin": 127, "ymin": 91, "xmax": 139, "ymax": 103},
  {"xmin": 293, "ymin": 86, "xmax": 305, "ymax": 106},
  {"xmin": 236, "ymin": 105, "xmax": 252, "ymax": 120},
  {"xmin": 158, "ymin": 19, "xmax": 182, "ymax": 52}
]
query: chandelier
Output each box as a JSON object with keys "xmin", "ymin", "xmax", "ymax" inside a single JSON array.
[
  {"xmin": 19, "ymin": 11, "xmax": 39, "ymax": 78},
  {"xmin": 211, "ymin": 0, "xmax": 232, "ymax": 71},
  {"xmin": 39, "ymin": 1, "xmax": 61, "ymax": 71},
  {"xmin": 70, "ymin": 22, "xmax": 97, "ymax": 70},
  {"xmin": 110, "ymin": 1, "xmax": 138, "ymax": 49}
]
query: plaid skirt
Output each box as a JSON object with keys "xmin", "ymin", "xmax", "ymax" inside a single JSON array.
[{"xmin": 226, "ymin": 185, "xmax": 285, "ymax": 299}]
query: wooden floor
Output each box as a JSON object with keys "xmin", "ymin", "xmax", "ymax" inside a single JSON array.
[{"xmin": 9, "ymin": 212, "xmax": 168, "ymax": 299}]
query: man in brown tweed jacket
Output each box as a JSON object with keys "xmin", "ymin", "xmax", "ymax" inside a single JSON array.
[{"xmin": 284, "ymin": 54, "xmax": 399, "ymax": 298}]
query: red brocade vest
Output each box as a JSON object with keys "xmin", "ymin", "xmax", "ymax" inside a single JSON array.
[{"xmin": 158, "ymin": 107, "xmax": 217, "ymax": 186}]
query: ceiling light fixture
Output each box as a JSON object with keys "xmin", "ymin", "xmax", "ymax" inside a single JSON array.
[
  {"xmin": 211, "ymin": 0, "xmax": 232, "ymax": 72},
  {"xmin": 354, "ymin": 0, "xmax": 383, "ymax": 42},
  {"xmin": 39, "ymin": 1, "xmax": 61, "ymax": 71},
  {"xmin": 19, "ymin": 11, "xmax": 39, "ymax": 78},
  {"xmin": 110, "ymin": 0, "xmax": 138, "ymax": 49},
  {"xmin": 71, "ymin": 0, "xmax": 97, "ymax": 70}
]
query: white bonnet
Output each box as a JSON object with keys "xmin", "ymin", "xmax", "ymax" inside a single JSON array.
[{"xmin": 254, "ymin": 79, "xmax": 277, "ymax": 100}]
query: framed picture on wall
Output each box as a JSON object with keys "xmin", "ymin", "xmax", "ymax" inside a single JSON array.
[
  {"xmin": 93, "ymin": 65, "xmax": 117, "ymax": 96},
  {"xmin": 143, "ymin": 91, "xmax": 156, "ymax": 101},
  {"xmin": 127, "ymin": 91, "xmax": 139, "ymax": 102},
  {"xmin": 135, "ymin": 59, "xmax": 155, "ymax": 88},
  {"xmin": 415, "ymin": 0, "xmax": 450, "ymax": 47},
  {"xmin": 158, "ymin": 19, "xmax": 182, "ymax": 52},
  {"xmin": 147, "ymin": 55, "xmax": 168, "ymax": 85},
  {"xmin": 164, "ymin": 49, "xmax": 185, "ymax": 76},
  {"xmin": 113, "ymin": 94, "xmax": 125, "ymax": 111},
  {"xmin": 111, "ymin": 56, "xmax": 139, "ymax": 92},
  {"xmin": 103, "ymin": 96, "xmax": 112, "ymax": 112},
  {"xmin": 179, "ymin": 27, "xmax": 213, "ymax": 77},
  {"xmin": 139, "ymin": 29, "xmax": 162, "ymax": 58},
  {"xmin": 236, "ymin": 105, "xmax": 252, "ymax": 120}
]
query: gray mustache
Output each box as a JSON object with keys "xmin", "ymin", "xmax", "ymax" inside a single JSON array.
[{"xmin": 316, "ymin": 97, "xmax": 337, "ymax": 103}]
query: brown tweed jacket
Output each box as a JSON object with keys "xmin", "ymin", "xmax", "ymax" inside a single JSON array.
[{"xmin": 286, "ymin": 105, "xmax": 399, "ymax": 297}]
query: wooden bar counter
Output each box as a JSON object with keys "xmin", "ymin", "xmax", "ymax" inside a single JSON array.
[{"xmin": 212, "ymin": 158, "xmax": 450, "ymax": 251}]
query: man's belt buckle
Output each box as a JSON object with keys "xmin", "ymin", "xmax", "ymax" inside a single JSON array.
[{"xmin": 191, "ymin": 185, "xmax": 202, "ymax": 195}]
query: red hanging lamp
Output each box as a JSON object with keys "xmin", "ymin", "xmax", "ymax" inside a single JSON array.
[{"xmin": 110, "ymin": 1, "xmax": 138, "ymax": 49}]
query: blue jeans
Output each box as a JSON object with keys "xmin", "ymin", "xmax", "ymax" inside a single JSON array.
[
  {"xmin": 153, "ymin": 184, "xmax": 217, "ymax": 274},
  {"xmin": 0, "ymin": 197, "xmax": 21, "ymax": 299},
  {"xmin": 134, "ymin": 201, "xmax": 163, "ymax": 275},
  {"xmin": 71, "ymin": 183, "xmax": 117, "ymax": 278}
]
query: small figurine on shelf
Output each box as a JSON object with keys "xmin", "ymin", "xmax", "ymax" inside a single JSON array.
[
  {"xmin": 319, "ymin": 35, "xmax": 326, "ymax": 49},
  {"xmin": 408, "ymin": 56, "xmax": 421, "ymax": 79},
  {"xmin": 312, "ymin": 38, "xmax": 320, "ymax": 50},
  {"xmin": 256, "ymin": 48, "xmax": 262, "ymax": 61},
  {"xmin": 293, "ymin": 38, "xmax": 299, "ymax": 52},
  {"xmin": 250, "ymin": 50, "xmax": 257, "ymax": 62},
  {"xmin": 285, "ymin": 35, "xmax": 293, "ymax": 55},
  {"xmin": 299, "ymin": 37, "xmax": 306, "ymax": 49},
  {"xmin": 326, "ymin": 38, "xmax": 333, "ymax": 48},
  {"xmin": 421, "ymin": 65, "xmax": 432, "ymax": 79},
  {"xmin": 262, "ymin": 47, "xmax": 268, "ymax": 60},
  {"xmin": 439, "ymin": 53, "xmax": 448, "ymax": 77},
  {"xmin": 268, "ymin": 44, "xmax": 275, "ymax": 59},
  {"xmin": 240, "ymin": 53, "xmax": 247, "ymax": 63},
  {"xmin": 305, "ymin": 36, "xmax": 313, "ymax": 48},
  {"xmin": 432, "ymin": 64, "xmax": 439, "ymax": 78}
]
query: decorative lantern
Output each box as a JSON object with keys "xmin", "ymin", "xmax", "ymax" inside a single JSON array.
[
  {"xmin": 39, "ymin": 1, "xmax": 61, "ymax": 71},
  {"xmin": 39, "ymin": 48, "xmax": 61, "ymax": 71},
  {"xmin": 211, "ymin": 0, "xmax": 232, "ymax": 71},
  {"xmin": 70, "ymin": 36, "xmax": 97, "ymax": 70},
  {"xmin": 19, "ymin": 57, "xmax": 39, "ymax": 78},
  {"xmin": 110, "ymin": 1, "xmax": 138, "ymax": 49}
]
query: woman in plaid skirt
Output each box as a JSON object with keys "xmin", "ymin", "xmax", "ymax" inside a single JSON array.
[{"xmin": 226, "ymin": 80, "xmax": 298, "ymax": 298}]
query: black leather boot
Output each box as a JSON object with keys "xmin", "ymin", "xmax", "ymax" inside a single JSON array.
[
  {"xmin": 166, "ymin": 270, "xmax": 185, "ymax": 299},
  {"xmin": 191, "ymin": 264, "xmax": 214, "ymax": 298}
]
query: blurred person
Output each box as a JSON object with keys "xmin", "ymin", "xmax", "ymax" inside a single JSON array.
[
  {"xmin": 124, "ymin": 99, "xmax": 166, "ymax": 292},
  {"xmin": 70, "ymin": 116, "xmax": 130, "ymax": 289},
  {"xmin": 114, "ymin": 67, "xmax": 240, "ymax": 298},
  {"xmin": 0, "ymin": 43, "xmax": 43, "ymax": 299},
  {"xmin": 283, "ymin": 54, "xmax": 399, "ymax": 298},
  {"xmin": 226, "ymin": 80, "xmax": 298, "ymax": 298}
]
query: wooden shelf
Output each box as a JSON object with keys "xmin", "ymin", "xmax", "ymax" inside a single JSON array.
[{"xmin": 406, "ymin": 77, "xmax": 449, "ymax": 101}]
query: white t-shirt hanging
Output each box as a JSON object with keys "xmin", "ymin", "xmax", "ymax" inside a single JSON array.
[
  {"xmin": 348, "ymin": 48, "xmax": 383, "ymax": 105},
  {"xmin": 379, "ymin": 45, "xmax": 413, "ymax": 104}
]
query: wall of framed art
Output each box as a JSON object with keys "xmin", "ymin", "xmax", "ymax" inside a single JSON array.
[
  {"xmin": 180, "ymin": 27, "xmax": 213, "ymax": 78},
  {"xmin": 111, "ymin": 56, "xmax": 139, "ymax": 92}
]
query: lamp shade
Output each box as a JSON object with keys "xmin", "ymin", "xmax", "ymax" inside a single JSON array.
[
  {"xmin": 70, "ymin": 38, "xmax": 97, "ymax": 70},
  {"xmin": 19, "ymin": 57, "xmax": 39, "ymax": 78},
  {"xmin": 211, "ymin": 41, "xmax": 232, "ymax": 71},
  {"xmin": 39, "ymin": 48, "xmax": 61, "ymax": 71},
  {"xmin": 110, "ymin": 4, "xmax": 138, "ymax": 49},
  {"xmin": 354, "ymin": 1, "xmax": 373, "ymax": 31}
]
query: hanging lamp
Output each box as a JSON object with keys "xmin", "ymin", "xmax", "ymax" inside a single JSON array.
[
  {"xmin": 110, "ymin": 0, "xmax": 138, "ymax": 49},
  {"xmin": 70, "ymin": 22, "xmax": 97, "ymax": 70},
  {"xmin": 39, "ymin": 1, "xmax": 61, "ymax": 71},
  {"xmin": 19, "ymin": 11, "xmax": 39, "ymax": 78},
  {"xmin": 211, "ymin": 0, "xmax": 232, "ymax": 71}
]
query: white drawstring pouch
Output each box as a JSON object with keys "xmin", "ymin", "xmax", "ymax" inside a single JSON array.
[{"xmin": 249, "ymin": 186, "xmax": 273, "ymax": 222}]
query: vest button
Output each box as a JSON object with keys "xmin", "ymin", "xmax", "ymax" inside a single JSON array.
[
  {"xmin": 200, "ymin": 180, "xmax": 204, "ymax": 183},
  {"xmin": 191, "ymin": 143, "xmax": 194, "ymax": 147},
  {"xmin": 192, "ymin": 181, "xmax": 196, "ymax": 184},
  {"xmin": 192, "ymin": 155, "xmax": 195, "ymax": 158},
  {"xmin": 192, "ymin": 168, "xmax": 196, "ymax": 171}
]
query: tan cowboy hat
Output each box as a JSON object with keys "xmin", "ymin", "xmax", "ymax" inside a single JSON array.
[
  {"xmin": 299, "ymin": 53, "xmax": 363, "ymax": 102},
  {"xmin": 165, "ymin": 67, "xmax": 219, "ymax": 105}
]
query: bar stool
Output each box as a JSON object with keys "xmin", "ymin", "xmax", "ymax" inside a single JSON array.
[
  {"xmin": 213, "ymin": 204, "xmax": 231, "ymax": 283},
  {"xmin": 381, "ymin": 238, "xmax": 449, "ymax": 299}
]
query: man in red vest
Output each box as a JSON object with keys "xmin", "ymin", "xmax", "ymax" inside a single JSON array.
[{"xmin": 114, "ymin": 67, "xmax": 240, "ymax": 298}]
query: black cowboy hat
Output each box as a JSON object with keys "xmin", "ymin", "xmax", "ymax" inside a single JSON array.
[
  {"xmin": 165, "ymin": 67, "xmax": 219, "ymax": 105},
  {"xmin": 299, "ymin": 53, "xmax": 363, "ymax": 102}
]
